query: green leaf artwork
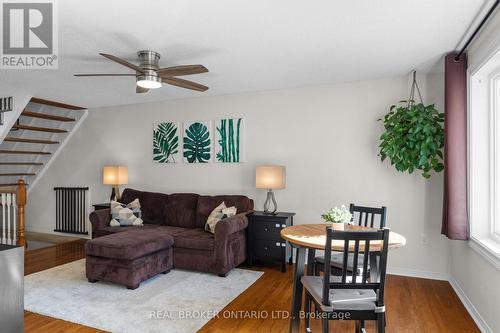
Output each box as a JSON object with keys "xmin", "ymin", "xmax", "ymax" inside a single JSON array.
[
  {"xmin": 153, "ymin": 122, "xmax": 179, "ymax": 163},
  {"xmin": 378, "ymin": 101, "xmax": 444, "ymax": 179},
  {"xmin": 183, "ymin": 121, "xmax": 211, "ymax": 163},
  {"xmin": 215, "ymin": 118, "xmax": 243, "ymax": 163}
]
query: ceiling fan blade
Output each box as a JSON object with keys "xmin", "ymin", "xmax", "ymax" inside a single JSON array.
[
  {"xmin": 158, "ymin": 65, "xmax": 208, "ymax": 77},
  {"xmin": 99, "ymin": 53, "xmax": 143, "ymax": 72},
  {"xmin": 136, "ymin": 86, "xmax": 149, "ymax": 94},
  {"xmin": 74, "ymin": 74, "xmax": 136, "ymax": 77},
  {"xmin": 162, "ymin": 77, "xmax": 208, "ymax": 92}
]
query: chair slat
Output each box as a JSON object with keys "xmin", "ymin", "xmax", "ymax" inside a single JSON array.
[
  {"xmin": 351, "ymin": 240, "xmax": 360, "ymax": 283},
  {"xmin": 362, "ymin": 240, "xmax": 370, "ymax": 283},
  {"xmin": 341, "ymin": 239, "xmax": 349, "ymax": 283}
]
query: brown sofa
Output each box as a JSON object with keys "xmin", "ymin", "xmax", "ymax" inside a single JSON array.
[{"xmin": 88, "ymin": 188, "xmax": 254, "ymax": 277}]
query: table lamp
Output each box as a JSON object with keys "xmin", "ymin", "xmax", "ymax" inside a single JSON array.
[
  {"xmin": 103, "ymin": 166, "xmax": 128, "ymax": 201},
  {"xmin": 256, "ymin": 165, "xmax": 286, "ymax": 214}
]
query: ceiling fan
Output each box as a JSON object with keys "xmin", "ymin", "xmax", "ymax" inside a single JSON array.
[{"xmin": 75, "ymin": 50, "xmax": 209, "ymax": 94}]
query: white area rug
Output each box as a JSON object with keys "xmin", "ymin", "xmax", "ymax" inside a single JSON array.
[{"xmin": 25, "ymin": 259, "xmax": 263, "ymax": 333}]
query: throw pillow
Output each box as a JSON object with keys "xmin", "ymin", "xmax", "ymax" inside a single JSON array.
[
  {"xmin": 205, "ymin": 202, "xmax": 237, "ymax": 233},
  {"xmin": 109, "ymin": 199, "xmax": 143, "ymax": 226}
]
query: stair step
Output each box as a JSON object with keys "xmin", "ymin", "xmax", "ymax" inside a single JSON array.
[
  {"xmin": 0, "ymin": 150, "xmax": 51, "ymax": 155},
  {"xmin": 0, "ymin": 183, "xmax": 28, "ymax": 187},
  {"xmin": 0, "ymin": 173, "xmax": 36, "ymax": 176},
  {"xmin": 11, "ymin": 124, "xmax": 67, "ymax": 133},
  {"xmin": 21, "ymin": 111, "xmax": 76, "ymax": 122},
  {"xmin": 30, "ymin": 97, "xmax": 86, "ymax": 111},
  {"xmin": 0, "ymin": 162, "xmax": 43, "ymax": 165},
  {"xmin": 4, "ymin": 137, "xmax": 59, "ymax": 144}
]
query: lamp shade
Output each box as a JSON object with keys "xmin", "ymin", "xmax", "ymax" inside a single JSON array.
[
  {"xmin": 103, "ymin": 166, "xmax": 128, "ymax": 185},
  {"xmin": 256, "ymin": 165, "xmax": 286, "ymax": 189}
]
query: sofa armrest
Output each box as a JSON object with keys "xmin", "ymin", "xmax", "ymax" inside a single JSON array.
[
  {"xmin": 89, "ymin": 208, "xmax": 111, "ymax": 234},
  {"xmin": 214, "ymin": 212, "xmax": 248, "ymax": 237},
  {"xmin": 213, "ymin": 212, "xmax": 249, "ymax": 276}
]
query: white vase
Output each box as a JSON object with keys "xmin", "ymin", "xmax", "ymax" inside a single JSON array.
[{"xmin": 331, "ymin": 222, "xmax": 345, "ymax": 231}]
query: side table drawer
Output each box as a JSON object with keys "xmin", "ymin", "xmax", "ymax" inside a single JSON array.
[
  {"xmin": 253, "ymin": 239, "xmax": 285, "ymax": 259},
  {"xmin": 252, "ymin": 220, "xmax": 286, "ymax": 240}
]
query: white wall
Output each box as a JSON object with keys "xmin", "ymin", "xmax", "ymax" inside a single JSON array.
[{"xmin": 26, "ymin": 75, "xmax": 449, "ymax": 275}]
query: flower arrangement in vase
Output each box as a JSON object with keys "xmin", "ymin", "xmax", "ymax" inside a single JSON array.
[{"xmin": 321, "ymin": 205, "xmax": 352, "ymax": 230}]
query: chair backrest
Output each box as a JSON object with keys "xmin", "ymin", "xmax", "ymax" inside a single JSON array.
[
  {"xmin": 322, "ymin": 227, "xmax": 390, "ymax": 308},
  {"xmin": 349, "ymin": 203, "xmax": 387, "ymax": 228}
]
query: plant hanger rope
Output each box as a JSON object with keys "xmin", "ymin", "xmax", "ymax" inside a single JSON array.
[{"xmin": 407, "ymin": 71, "xmax": 423, "ymax": 109}]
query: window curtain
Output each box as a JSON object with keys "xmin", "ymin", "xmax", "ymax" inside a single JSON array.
[{"xmin": 442, "ymin": 53, "xmax": 469, "ymax": 240}]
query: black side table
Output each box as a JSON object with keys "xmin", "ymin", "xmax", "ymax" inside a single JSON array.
[
  {"xmin": 247, "ymin": 211, "xmax": 295, "ymax": 272},
  {"xmin": 92, "ymin": 203, "xmax": 110, "ymax": 211}
]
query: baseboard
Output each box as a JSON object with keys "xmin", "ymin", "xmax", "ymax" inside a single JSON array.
[
  {"xmin": 449, "ymin": 277, "xmax": 492, "ymax": 333},
  {"xmin": 387, "ymin": 266, "xmax": 449, "ymax": 281}
]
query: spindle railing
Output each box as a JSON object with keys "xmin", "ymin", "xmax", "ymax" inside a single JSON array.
[{"xmin": 0, "ymin": 179, "xmax": 26, "ymax": 246}]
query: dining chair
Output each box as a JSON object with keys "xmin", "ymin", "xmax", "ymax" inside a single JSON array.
[
  {"xmin": 313, "ymin": 204, "xmax": 387, "ymax": 276},
  {"xmin": 302, "ymin": 227, "xmax": 390, "ymax": 333}
]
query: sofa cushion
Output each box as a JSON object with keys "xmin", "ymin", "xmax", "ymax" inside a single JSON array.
[
  {"xmin": 173, "ymin": 228, "xmax": 215, "ymax": 250},
  {"xmin": 155, "ymin": 225, "xmax": 192, "ymax": 235},
  {"xmin": 164, "ymin": 193, "xmax": 199, "ymax": 228},
  {"xmin": 196, "ymin": 195, "xmax": 253, "ymax": 228},
  {"xmin": 85, "ymin": 229, "xmax": 174, "ymax": 260},
  {"xmin": 100, "ymin": 224, "xmax": 161, "ymax": 235},
  {"xmin": 120, "ymin": 188, "xmax": 169, "ymax": 225}
]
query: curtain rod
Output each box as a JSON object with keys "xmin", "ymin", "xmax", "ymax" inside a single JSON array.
[{"xmin": 455, "ymin": 0, "xmax": 500, "ymax": 61}]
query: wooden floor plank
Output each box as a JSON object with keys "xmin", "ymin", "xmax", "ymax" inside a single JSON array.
[{"xmin": 23, "ymin": 241, "xmax": 481, "ymax": 333}]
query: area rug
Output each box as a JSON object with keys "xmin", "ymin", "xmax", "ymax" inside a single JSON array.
[{"xmin": 25, "ymin": 259, "xmax": 263, "ymax": 333}]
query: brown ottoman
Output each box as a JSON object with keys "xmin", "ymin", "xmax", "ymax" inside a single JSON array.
[{"xmin": 85, "ymin": 229, "xmax": 174, "ymax": 290}]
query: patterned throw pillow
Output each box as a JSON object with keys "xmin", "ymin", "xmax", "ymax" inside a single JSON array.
[
  {"xmin": 109, "ymin": 199, "xmax": 143, "ymax": 226},
  {"xmin": 205, "ymin": 201, "xmax": 237, "ymax": 234}
]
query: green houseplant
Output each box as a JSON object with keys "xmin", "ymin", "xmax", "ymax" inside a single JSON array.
[
  {"xmin": 321, "ymin": 205, "xmax": 352, "ymax": 230},
  {"xmin": 378, "ymin": 73, "xmax": 445, "ymax": 179}
]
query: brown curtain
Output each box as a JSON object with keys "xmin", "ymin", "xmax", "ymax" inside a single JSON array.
[{"xmin": 442, "ymin": 53, "xmax": 468, "ymax": 240}]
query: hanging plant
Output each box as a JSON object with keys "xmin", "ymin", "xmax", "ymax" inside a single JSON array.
[{"xmin": 378, "ymin": 72, "xmax": 445, "ymax": 179}]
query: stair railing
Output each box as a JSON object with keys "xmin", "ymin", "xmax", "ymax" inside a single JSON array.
[{"xmin": 0, "ymin": 179, "xmax": 26, "ymax": 246}]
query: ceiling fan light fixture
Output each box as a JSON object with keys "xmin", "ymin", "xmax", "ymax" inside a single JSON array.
[{"xmin": 136, "ymin": 75, "xmax": 162, "ymax": 89}]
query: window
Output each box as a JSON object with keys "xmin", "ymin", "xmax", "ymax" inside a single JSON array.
[{"xmin": 469, "ymin": 51, "xmax": 500, "ymax": 269}]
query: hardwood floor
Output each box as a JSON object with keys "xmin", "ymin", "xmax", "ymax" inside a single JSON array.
[{"xmin": 24, "ymin": 241, "xmax": 480, "ymax": 333}]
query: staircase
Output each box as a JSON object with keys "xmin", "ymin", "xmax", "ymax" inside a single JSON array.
[{"xmin": 0, "ymin": 97, "xmax": 88, "ymax": 190}]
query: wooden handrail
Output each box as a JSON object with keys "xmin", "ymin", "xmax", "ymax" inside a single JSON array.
[{"xmin": 16, "ymin": 179, "xmax": 26, "ymax": 247}]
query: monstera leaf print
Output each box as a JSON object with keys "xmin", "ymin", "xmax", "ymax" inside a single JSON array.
[
  {"xmin": 183, "ymin": 122, "xmax": 211, "ymax": 163},
  {"xmin": 153, "ymin": 122, "xmax": 179, "ymax": 163}
]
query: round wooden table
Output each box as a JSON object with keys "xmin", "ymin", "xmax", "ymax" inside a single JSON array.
[{"xmin": 280, "ymin": 224, "xmax": 406, "ymax": 333}]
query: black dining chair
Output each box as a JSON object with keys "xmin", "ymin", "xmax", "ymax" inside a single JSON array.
[
  {"xmin": 314, "ymin": 204, "xmax": 387, "ymax": 276},
  {"xmin": 302, "ymin": 227, "xmax": 390, "ymax": 333}
]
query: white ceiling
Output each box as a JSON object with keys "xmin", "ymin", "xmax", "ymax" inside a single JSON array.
[{"xmin": 0, "ymin": 0, "xmax": 489, "ymax": 108}]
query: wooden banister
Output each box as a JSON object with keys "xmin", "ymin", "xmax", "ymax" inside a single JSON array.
[{"xmin": 16, "ymin": 179, "xmax": 26, "ymax": 247}]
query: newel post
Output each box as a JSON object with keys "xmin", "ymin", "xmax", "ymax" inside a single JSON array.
[{"xmin": 16, "ymin": 179, "xmax": 26, "ymax": 247}]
